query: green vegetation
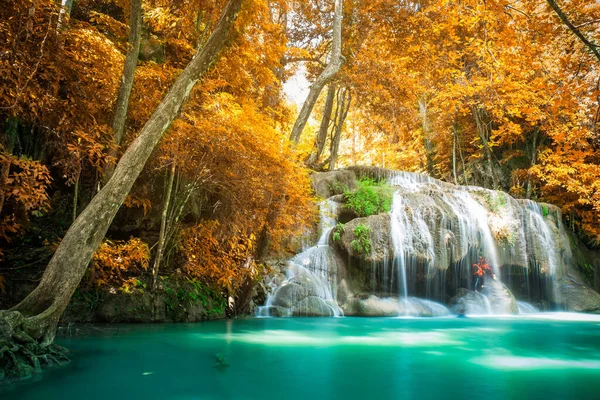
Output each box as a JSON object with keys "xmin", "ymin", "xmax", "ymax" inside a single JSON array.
[
  {"xmin": 163, "ymin": 277, "xmax": 227, "ymax": 317},
  {"xmin": 344, "ymin": 178, "xmax": 394, "ymax": 217},
  {"xmin": 541, "ymin": 204, "xmax": 549, "ymax": 217},
  {"xmin": 328, "ymin": 179, "xmax": 348, "ymax": 195},
  {"xmin": 350, "ymin": 224, "xmax": 372, "ymax": 254},
  {"xmin": 332, "ymin": 222, "xmax": 344, "ymax": 242},
  {"xmin": 481, "ymin": 191, "xmax": 508, "ymax": 214}
]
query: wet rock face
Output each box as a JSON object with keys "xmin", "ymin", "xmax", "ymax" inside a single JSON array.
[
  {"xmin": 481, "ymin": 277, "xmax": 518, "ymax": 314},
  {"xmin": 268, "ymin": 264, "xmax": 342, "ymax": 317},
  {"xmin": 332, "ymin": 170, "xmax": 584, "ymax": 285},
  {"xmin": 559, "ymin": 279, "xmax": 600, "ymax": 313},
  {"xmin": 449, "ymin": 278, "xmax": 518, "ymax": 315}
]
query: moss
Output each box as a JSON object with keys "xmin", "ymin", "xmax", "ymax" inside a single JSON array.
[
  {"xmin": 344, "ymin": 178, "xmax": 394, "ymax": 217},
  {"xmin": 350, "ymin": 224, "xmax": 372, "ymax": 255}
]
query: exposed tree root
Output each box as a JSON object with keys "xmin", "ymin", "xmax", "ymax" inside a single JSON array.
[{"xmin": 0, "ymin": 311, "xmax": 69, "ymax": 383}]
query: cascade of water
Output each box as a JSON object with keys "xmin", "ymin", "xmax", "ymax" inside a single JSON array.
[
  {"xmin": 517, "ymin": 301, "xmax": 540, "ymax": 314},
  {"xmin": 257, "ymin": 199, "xmax": 342, "ymax": 317}
]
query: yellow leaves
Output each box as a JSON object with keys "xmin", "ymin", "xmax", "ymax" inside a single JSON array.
[{"xmin": 91, "ymin": 237, "xmax": 150, "ymax": 289}]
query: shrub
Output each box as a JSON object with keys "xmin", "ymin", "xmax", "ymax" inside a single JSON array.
[
  {"xmin": 91, "ymin": 237, "xmax": 151, "ymax": 289},
  {"xmin": 350, "ymin": 224, "xmax": 372, "ymax": 254},
  {"xmin": 332, "ymin": 222, "xmax": 344, "ymax": 242},
  {"xmin": 344, "ymin": 178, "xmax": 394, "ymax": 217}
]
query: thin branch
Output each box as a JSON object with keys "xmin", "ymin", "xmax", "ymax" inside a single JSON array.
[{"xmin": 546, "ymin": 0, "xmax": 600, "ymax": 62}]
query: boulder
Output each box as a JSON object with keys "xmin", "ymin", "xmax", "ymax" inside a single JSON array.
[
  {"xmin": 481, "ymin": 277, "xmax": 518, "ymax": 314},
  {"xmin": 334, "ymin": 214, "xmax": 391, "ymax": 263},
  {"xmin": 558, "ymin": 279, "xmax": 600, "ymax": 313},
  {"xmin": 312, "ymin": 170, "xmax": 357, "ymax": 198},
  {"xmin": 292, "ymin": 296, "xmax": 337, "ymax": 316},
  {"xmin": 449, "ymin": 288, "xmax": 491, "ymax": 314},
  {"xmin": 344, "ymin": 295, "xmax": 401, "ymax": 317}
]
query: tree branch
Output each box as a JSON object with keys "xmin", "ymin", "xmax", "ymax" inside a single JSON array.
[{"xmin": 546, "ymin": 0, "xmax": 600, "ymax": 62}]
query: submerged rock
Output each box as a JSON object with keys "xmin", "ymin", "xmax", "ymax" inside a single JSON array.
[
  {"xmin": 480, "ymin": 277, "xmax": 518, "ymax": 314},
  {"xmin": 343, "ymin": 295, "xmax": 449, "ymax": 317},
  {"xmin": 449, "ymin": 289, "xmax": 491, "ymax": 314}
]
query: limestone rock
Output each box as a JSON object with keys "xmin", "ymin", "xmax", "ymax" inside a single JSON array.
[
  {"xmin": 558, "ymin": 279, "xmax": 600, "ymax": 313},
  {"xmin": 481, "ymin": 277, "xmax": 518, "ymax": 314},
  {"xmin": 312, "ymin": 170, "xmax": 357, "ymax": 198}
]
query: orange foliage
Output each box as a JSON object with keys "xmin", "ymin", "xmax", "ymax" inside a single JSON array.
[
  {"xmin": 91, "ymin": 237, "xmax": 150, "ymax": 289},
  {"xmin": 0, "ymin": 148, "xmax": 51, "ymax": 246},
  {"xmin": 179, "ymin": 221, "xmax": 267, "ymax": 293}
]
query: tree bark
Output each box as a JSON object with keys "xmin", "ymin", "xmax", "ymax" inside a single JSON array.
[
  {"xmin": 546, "ymin": 0, "xmax": 600, "ymax": 62},
  {"xmin": 418, "ymin": 97, "xmax": 436, "ymax": 177},
  {"xmin": 306, "ymin": 84, "xmax": 336, "ymax": 166},
  {"xmin": 328, "ymin": 87, "xmax": 351, "ymax": 170},
  {"xmin": 8, "ymin": 0, "xmax": 244, "ymax": 344},
  {"xmin": 525, "ymin": 129, "xmax": 539, "ymax": 199},
  {"xmin": 452, "ymin": 124, "xmax": 458, "ymax": 185},
  {"xmin": 104, "ymin": 0, "xmax": 143, "ymax": 182},
  {"xmin": 473, "ymin": 106, "xmax": 499, "ymax": 189},
  {"xmin": 289, "ymin": 0, "xmax": 344, "ymax": 144},
  {"xmin": 57, "ymin": 0, "xmax": 74, "ymax": 30},
  {"xmin": 151, "ymin": 162, "xmax": 176, "ymax": 320}
]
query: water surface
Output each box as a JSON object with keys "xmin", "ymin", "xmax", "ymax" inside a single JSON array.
[{"xmin": 3, "ymin": 315, "xmax": 600, "ymax": 400}]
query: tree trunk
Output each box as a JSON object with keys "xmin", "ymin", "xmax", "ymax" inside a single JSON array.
[
  {"xmin": 8, "ymin": 0, "xmax": 243, "ymax": 345},
  {"xmin": 152, "ymin": 162, "xmax": 176, "ymax": 320},
  {"xmin": 328, "ymin": 87, "xmax": 351, "ymax": 170},
  {"xmin": 473, "ymin": 106, "xmax": 499, "ymax": 189},
  {"xmin": 452, "ymin": 124, "xmax": 458, "ymax": 185},
  {"xmin": 306, "ymin": 84, "xmax": 336, "ymax": 167},
  {"xmin": 418, "ymin": 97, "xmax": 436, "ymax": 177},
  {"xmin": 289, "ymin": 0, "xmax": 344, "ymax": 144},
  {"xmin": 525, "ymin": 129, "xmax": 539, "ymax": 199},
  {"xmin": 57, "ymin": 0, "xmax": 74, "ymax": 30},
  {"xmin": 104, "ymin": 0, "xmax": 143, "ymax": 182}
]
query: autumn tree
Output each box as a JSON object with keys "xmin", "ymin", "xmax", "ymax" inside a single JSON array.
[{"xmin": 0, "ymin": 0, "xmax": 244, "ymax": 378}]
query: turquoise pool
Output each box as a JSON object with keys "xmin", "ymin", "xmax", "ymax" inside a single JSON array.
[{"xmin": 3, "ymin": 314, "xmax": 600, "ymax": 399}]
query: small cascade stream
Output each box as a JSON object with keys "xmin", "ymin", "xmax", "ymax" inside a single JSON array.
[{"xmin": 257, "ymin": 200, "xmax": 343, "ymax": 317}]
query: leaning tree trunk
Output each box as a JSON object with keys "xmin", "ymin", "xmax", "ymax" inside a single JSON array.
[
  {"xmin": 306, "ymin": 84, "xmax": 336, "ymax": 167},
  {"xmin": 104, "ymin": 0, "xmax": 143, "ymax": 182},
  {"xmin": 289, "ymin": 0, "xmax": 343, "ymax": 144},
  {"xmin": 1, "ymin": 0, "xmax": 243, "ymax": 381}
]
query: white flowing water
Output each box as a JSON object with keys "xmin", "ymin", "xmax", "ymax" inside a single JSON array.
[
  {"xmin": 387, "ymin": 171, "xmax": 567, "ymax": 314},
  {"xmin": 517, "ymin": 301, "xmax": 540, "ymax": 314},
  {"xmin": 257, "ymin": 199, "xmax": 342, "ymax": 317}
]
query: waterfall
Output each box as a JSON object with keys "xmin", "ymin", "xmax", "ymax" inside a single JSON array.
[
  {"xmin": 257, "ymin": 199, "xmax": 343, "ymax": 317},
  {"xmin": 259, "ymin": 168, "xmax": 581, "ymax": 317},
  {"xmin": 386, "ymin": 171, "xmax": 568, "ymax": 314}
]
